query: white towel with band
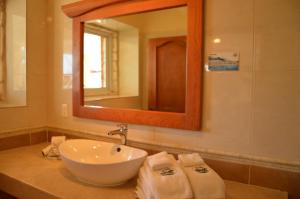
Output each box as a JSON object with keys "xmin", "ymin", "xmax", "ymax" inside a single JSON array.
[
  {"xmin": 181, "ymin": 165, "xmax": 225, "ymax": 199},
  {"xmin": 178, "ymin": 154, "xmax": 225, "ymax": 199},
  {"xmin": 147, "ymin": 152, "xmax": 173, "ymax": 171},
  {"xmin": 178, "ymin": 153, "xmax": 204, "ymax": 167},
  {"xmin": 147, "ymin": 151, "xmax": 167, "ymax": 162},
  {"xmin": 136, "ymin": 153, "xmax": 193, "ymax": 199}
]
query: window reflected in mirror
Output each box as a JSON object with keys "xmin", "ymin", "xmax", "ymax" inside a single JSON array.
[
  {"xmin": 83, "ymin": 6, "xmax": 187, "ymax": 113},
  {"xmin": 84, "ymin": 23, "xmax": 119, "ymax": 97}
]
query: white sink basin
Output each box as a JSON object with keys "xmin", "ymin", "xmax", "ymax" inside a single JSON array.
[{"xmin": 59, "ymin": 139, "xmax": 147, "ymax": 186}]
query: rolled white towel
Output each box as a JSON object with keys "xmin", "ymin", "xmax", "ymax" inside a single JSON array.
[
  {"xmin": 42, "ymin": 136, "xmax": 66, "ymax": 158},
  {"xmin": 180, "ymin": 163, "xmax": 225, "ymax": 199},
  {"xmin": 51, "ymin": 136, "xmax": 66, "ymax": 146},
  {"xmin": 178, "ymin": 153, "xmax": 204, "ymax": 167},
  {"xmin": 42, "ymin": 145, "xmax": 52, "ymax": 156},
  {"xmin": 147, "ymin": 152, "xmax": 173, "ymax": 171},
  {"xmin": 42, "ymin": 144, "xmax": 60, "ymax": 158},
  {"xmin": 138, "ymin": 154, "xmax": 193, "ymax": 199}
]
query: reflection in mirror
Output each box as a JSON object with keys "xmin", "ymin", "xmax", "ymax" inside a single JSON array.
[
  {"xmin": 0, "ymin": 0, "xmax": 26, "ymax": 107},
  {"xmin": 83, "ymin": 6, "xmax": 187, "ymax": 113}
]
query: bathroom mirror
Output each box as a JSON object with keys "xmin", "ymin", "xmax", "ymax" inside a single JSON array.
[
  {"xmin": 62, "ymin": 0, "xmax": 203, "ymax": 130},
  {"xmin": 0, "ymin": 0, "xmax": 26, "ymax": 107}
]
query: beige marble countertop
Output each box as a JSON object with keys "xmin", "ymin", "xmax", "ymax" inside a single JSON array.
[{"xmin": 0, "ymin": 143, "xmax": 287, "ymax": 199}]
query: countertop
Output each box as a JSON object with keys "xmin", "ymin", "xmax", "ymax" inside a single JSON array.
[{"xmin": 0, "ymin": 143, "xmax": 288, "ymax": 199}]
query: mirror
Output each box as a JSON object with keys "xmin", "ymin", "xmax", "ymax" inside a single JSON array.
[
  {"xmin": 62, "ymin": 0, "xmax": 202, "ymax": 130},
  {"xmin": 0, "ymin": 0, "xmax": 26, "ymax": 107},
  {"xmin": 83, "ymin": 7, "xmax": 187, "ymax": 113}
]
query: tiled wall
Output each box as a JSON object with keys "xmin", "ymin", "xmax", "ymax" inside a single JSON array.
[
  {"xmin": 0, "ymin": 128, "xmax": 47, "ymax": 151},
  {"xmin": 47, "ymin": 0, "xmax": 300, "ymax": 165}
]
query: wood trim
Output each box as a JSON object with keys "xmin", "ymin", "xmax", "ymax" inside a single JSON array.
[
  {"xmin": 62, "ymin": 0, "xmax": 187, "ymax": 18},
  {"xmin": 62, "ymin": 0, "xmax": 128, "ymax": 18},
  {"xmin": 68, "ymin": 0, "xmax": 203, "ymax": 130},
  {"xmin": 77, "ymin": 0, "xmax": 187, "ymax": 22},
  {"xmin": 185, "ymin": 0, "xmax": 203, "ymax": 128},
  {"xmin": 72, "ymin": 18, "xmax": 83, "ymax": 117},
  {"xmin": 0, "ymin": 0, "xmax": 7, "ymax": 101}
]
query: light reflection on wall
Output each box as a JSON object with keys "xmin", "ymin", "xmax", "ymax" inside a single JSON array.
[{"xmin": 213, "ymin": 38, "xmax": 221, "ymax": 44}]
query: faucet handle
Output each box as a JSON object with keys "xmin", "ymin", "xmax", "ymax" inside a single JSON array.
[{"xmin": 117, "ymin": 123, "xmax": 128, "ymax": 131}]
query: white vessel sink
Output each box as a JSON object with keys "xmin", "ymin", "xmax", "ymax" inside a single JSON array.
[{"xmin": 59, "ymin": 139, "xmax": 147, "ymax": 186}]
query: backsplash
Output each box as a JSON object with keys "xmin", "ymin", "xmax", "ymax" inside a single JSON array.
[{"xmin": 0, "ymin": 126, "xmax": 299, "ymax": 198}]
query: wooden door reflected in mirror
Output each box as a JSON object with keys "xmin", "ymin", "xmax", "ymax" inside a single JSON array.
[{"xmin": 148, "ymin": 36, "xmax": 186, "ymax": 113}]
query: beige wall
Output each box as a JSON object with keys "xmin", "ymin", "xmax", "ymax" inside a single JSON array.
[
  {"xmin": 1, "ymin": 0, "xmax": 299, "ymax": 166},
  {"xmin": 0, "ymin": 0, "xmax": 47, "ymax": 132},
  {"xmin": 118, "ymin": 28, "xmax": 139, "ymax": 97}
]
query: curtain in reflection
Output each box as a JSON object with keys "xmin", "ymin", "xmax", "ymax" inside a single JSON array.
[{"xmin": 0, "ymin": 0, "xmax": 6, "ymax": 101}]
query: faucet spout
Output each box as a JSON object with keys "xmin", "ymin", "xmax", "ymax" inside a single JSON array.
[
  {"xmin": 107, "ymin": 129, "xmax": 123, "ymax": 136},
  {"xmin": 107, "ymin": 124, "xmax": 128, "ymax": 145}
]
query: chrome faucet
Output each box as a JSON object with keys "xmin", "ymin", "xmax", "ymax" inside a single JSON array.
[{"xmin": 107, "ymin": 124, "xmax": 128, "ymax": 145}]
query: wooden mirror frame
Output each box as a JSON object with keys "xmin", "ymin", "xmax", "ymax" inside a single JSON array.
[{"xmin": 62, "ymin": 0, "xmax": 203, "ymax": 130}]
